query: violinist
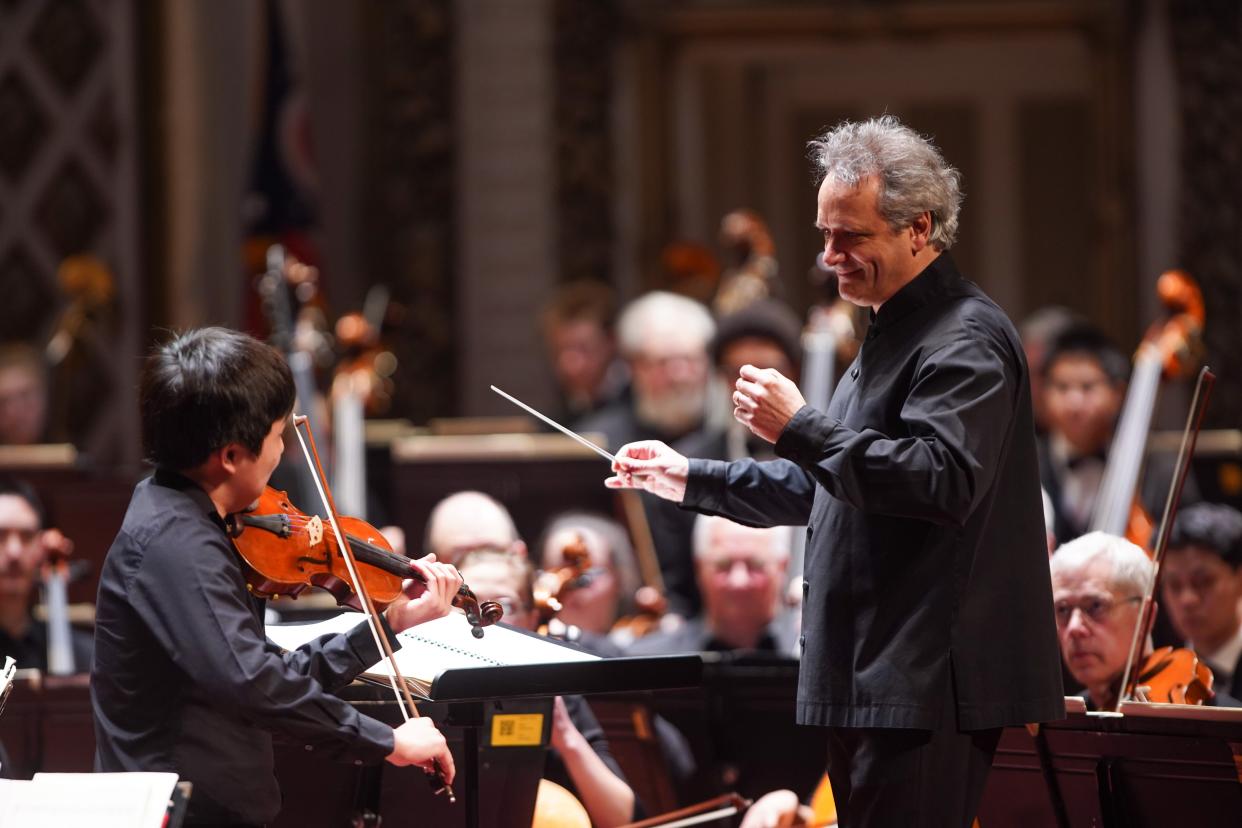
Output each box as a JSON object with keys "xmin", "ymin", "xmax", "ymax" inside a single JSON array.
[
  {"xmin": 627, "ymin": 515, "xmax": 797, "ymax": 657},
  {"xmin": 541, "ymin": 511, "xmax": 645, "ymax": 645},
  {"xmin": 456, "ymin": 549, "xmax": 639, "ymax": 827},
  {"xmin": 1036, "ymin": 323, "xmax": 1129, "ymax": 545},
  {"xmin": 92, "ymin": 327, "xmax": 462, "ymax": 827},
  {"xmin": 1160, "ymin": 503, "xmax": 1242, "ymax": 701},
  {"xmin": 0, "ymin": 476, "xmax": 92, "ymax": 673},
  {"xmin": 1050, "ymin": 530, "xmax": 1240, "ymax": 710},
  {"xmin": 608, "ymin": 116, "xmax": 1064, "ymax": 828}
]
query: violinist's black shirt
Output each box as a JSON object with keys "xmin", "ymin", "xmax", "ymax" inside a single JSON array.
[
  {"xmin": 683, "ymin": 253, "xmax": 1066, "ymax": 731},
  {"xmin": 92, "ymin": 470, "xmax": 395, "ymax": 825}
]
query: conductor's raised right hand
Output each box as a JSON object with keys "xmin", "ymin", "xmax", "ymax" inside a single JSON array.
[
  {"xmin": 387, "ymin": 717, "xmax": 456, "ymax": 784},
  {"xmin": 605, "ymin": 440, "xmax": 690, "ymax": 503}
]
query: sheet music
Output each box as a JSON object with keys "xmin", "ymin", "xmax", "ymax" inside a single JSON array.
[
  {"xmin": 0, "ymin": 772, "xmax": 178, "ymax": 828},
  {"xmin": 268, "ymin": 611, "xmax": 598, "ymax": 695}
]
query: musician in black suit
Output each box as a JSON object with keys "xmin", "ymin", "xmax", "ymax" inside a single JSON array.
[
  {"xmin": 1160, "ymin": 502, "xmax": 1242, "ymax": 701},
  {"xmin": 608, "ymin": 116, "xmax": 1064, "ymax": 827},
  {"xmin": 1034, "ymin": 324, "xmax": 1128, "ymax": 546},
  {"xmin": 0, "ymin": 476, "xmax": 93, "ymax": 675}
]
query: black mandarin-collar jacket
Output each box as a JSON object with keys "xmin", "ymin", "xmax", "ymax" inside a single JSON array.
[{"xmin": 683, "ymin": 254, "xmax": 1065, "ymax": 731}]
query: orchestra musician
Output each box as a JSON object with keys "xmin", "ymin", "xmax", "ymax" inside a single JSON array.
[
  {"xmin": 579, "ymin": 291, "xmax": 719, "ymax": 618},
  {"xmin": 423, "ymin": 489, "xmax": 527, "ymax": 566},
  {"xmin": 539, "ymin": 280, "xmax": 631, "ymax": 429},
  {"xmin": 0, "ymin": 344, "xmax": 52, "ymax": 446},
  {"xmin": 0, "ymin": 476, "xmax": 93, "ymax": 673},
  {"xmin": 537, "ymin": 511, "xmax": 643, "ymax": 647},
  {"xmin": 1035, "ymin": 323, "xmax": 1129, "ymax": 546},
  {"xmin": 626, "ymin": 515, "xmax": 797, "ymax": 657},
  {"xmin": 456, "ymin": 548, "xmax": 639, "ymax": 827},
  {"xmin": 91, "ymin": 327, "xmax": 463, "ymax": 827},
  {"xmin": 1159, "ymin": 503, "xmax": 1242, "ymax": 700},
  {"xmin": 1051, "ymin": 530, "xmax": 1240, "ymax": 709},
  {"xmin": 606, "ymin": 116, "xmax": 1064, "ymax": 827}
]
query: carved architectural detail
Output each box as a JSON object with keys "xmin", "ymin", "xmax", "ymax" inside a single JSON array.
[
  {"xmin": 1170, "ymin": 0, "xmax": 1242, "ymax": 427},
  {"xmin": 358, "ymin": 0, "xmax": 456, "ymax": 423},
  {"xmin": 26, "ymin": 0, "xmax": 103, "ymax": 98},
  {"xmin": 0, "ymin": 0, "xmax": 140, "ymax": 464},
  {"xmin": 552, "ymin": 0, "xmax": 618, "ymax": 285},
  {"xmin": 0, "ymin": 71, "xmax": 48, "ymax": 183}
]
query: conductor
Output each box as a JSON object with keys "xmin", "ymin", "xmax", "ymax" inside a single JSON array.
[{"xmin": 607, "ymin": 116, "xmax": 1064, "ymax": 827}]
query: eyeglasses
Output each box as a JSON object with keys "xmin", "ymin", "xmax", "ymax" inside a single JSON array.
[{"xmin": 1053, "ymin": 595, "xmax": 1142, "ymax": 627}]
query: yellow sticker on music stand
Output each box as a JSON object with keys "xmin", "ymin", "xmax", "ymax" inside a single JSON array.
[{"xmin": 491, "ymin": 713, "xmax": 545, "ymax": 747}]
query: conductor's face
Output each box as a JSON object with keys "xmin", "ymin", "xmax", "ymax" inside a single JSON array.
[{"xmin": 816, "ymin": 174, "xmax": 930, "ymax": 312}]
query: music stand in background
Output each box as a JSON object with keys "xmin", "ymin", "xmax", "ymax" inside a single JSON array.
[{"xmin": 977, "ymin": 697, "xmax": 1242, "ymax": 827}]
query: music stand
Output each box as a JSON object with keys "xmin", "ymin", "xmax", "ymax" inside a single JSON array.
[
  {"xmin": 977, "ymin": 697, "xmax": 1242, "ymax": 827},
  {"xmin": 274, "ymin": 653, "xmax": 701, "ymax": 828}
]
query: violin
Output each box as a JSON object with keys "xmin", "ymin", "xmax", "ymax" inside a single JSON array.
[
  {"xmin": 228, "ymin": 486, "xmax": 503, "ymax": 638},
  {"xmin": 533, "ymin": 533, "xmax": 595, "ymax": 629}
]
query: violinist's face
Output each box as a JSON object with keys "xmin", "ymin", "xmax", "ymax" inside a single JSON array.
[
  {"xmin": 0, "ymin": 494, "xmax": 42, "ymax": 604},
  {"xmin": 816, "ymin": 174, "xmax": 933, "ymax": 312},
  {"xmin": 1160, "ymin": 545, "xmax": 1242, "ymax": 653},
  {"xmin": 1053, "ymin": 558, "xmax": 1142, "ymax": 694},
  {"xmin": 1044, "ymin": 356, "xmax": 1123, "ymax": 455},
  {"xmin": 227, "ymin": 418, "xmax": 286, "ymax": 512},
  {"xmin": 541, "ymin": 527, "xmax": 619, "ymax": 635}
]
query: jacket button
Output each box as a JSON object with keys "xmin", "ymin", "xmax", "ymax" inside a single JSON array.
[
  {"xmin": 802, "ymin": 580, "xmax": 809, "ymax": 595},
  {"xmin": 851, "ymin": 367, "xmax": 859, "ymax": 379},
  {"xmin": 799, "ymin": 634, "xmax": 806, "ymax": 650}
]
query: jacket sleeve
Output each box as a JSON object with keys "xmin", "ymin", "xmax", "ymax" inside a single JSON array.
[
  {"xmin": 127, "ymin": 524, "xmax": 395, "ymax": 763},
  {"xmin": 773, "ymin": 328, "xmax": 1018, "ymax": 526},
  {"xmin": 681, "ymin": 456, "xmax": 817, "ymax": 528}
]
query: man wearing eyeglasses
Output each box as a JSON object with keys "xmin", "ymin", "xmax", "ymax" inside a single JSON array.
[{"xmin": 1050, "ymin": 530, "xmax": 1240, "ymax": 710}]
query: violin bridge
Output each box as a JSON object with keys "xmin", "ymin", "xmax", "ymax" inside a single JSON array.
[{"xmin": 307, "ymin": 515, "xmax": 324, "ymax": 546}]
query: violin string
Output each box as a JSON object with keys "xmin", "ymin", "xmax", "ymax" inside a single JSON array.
[{"xmin": 290, "ymin": 419, "xmax": 414, "ymax": 724}]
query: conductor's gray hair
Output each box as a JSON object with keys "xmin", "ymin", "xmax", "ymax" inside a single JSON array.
[
  {"xmin": 1049, "ymin": 531, "xmax": 1154, "ymax": 598},
  {"xmin": 808, "ymin": 115, "xmax": 963, "ymax": 250},
  {"xmin": 616, "ymin": 291, "xmax": 716, "ymax": 358}
]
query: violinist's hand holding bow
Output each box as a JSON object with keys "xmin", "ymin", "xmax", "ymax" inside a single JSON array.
[
  {"xmin": 733, "ymin": 364, "xmax": 806, "ymax": 445},
  {"xmin": 606, "ymin": 441, "xmax": 690, "ymax": 503},
  {"xmin": 383, "ymin": 553, "xmax": 464, "ymax": 633}
]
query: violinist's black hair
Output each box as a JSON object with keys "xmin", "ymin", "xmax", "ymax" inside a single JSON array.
[
  {"xmin": 140, "ymin": 327, "xmax": 295, "ymax": 471},
  {"xmin": 1168, "ymin": 502, "xmax": 1242, "ymax": 570}
]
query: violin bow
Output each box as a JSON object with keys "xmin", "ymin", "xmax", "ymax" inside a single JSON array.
[
  {"xmin": 615, "ymin": 793, "xmax": 750, "ymax": 828},
  {"xmin": 1114, "ymin": 366, "xmax": 1215, "ymax": 712},
  {"xmin": 290, "ymin": 414, "xmax": 456, "ymax": 801}
]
